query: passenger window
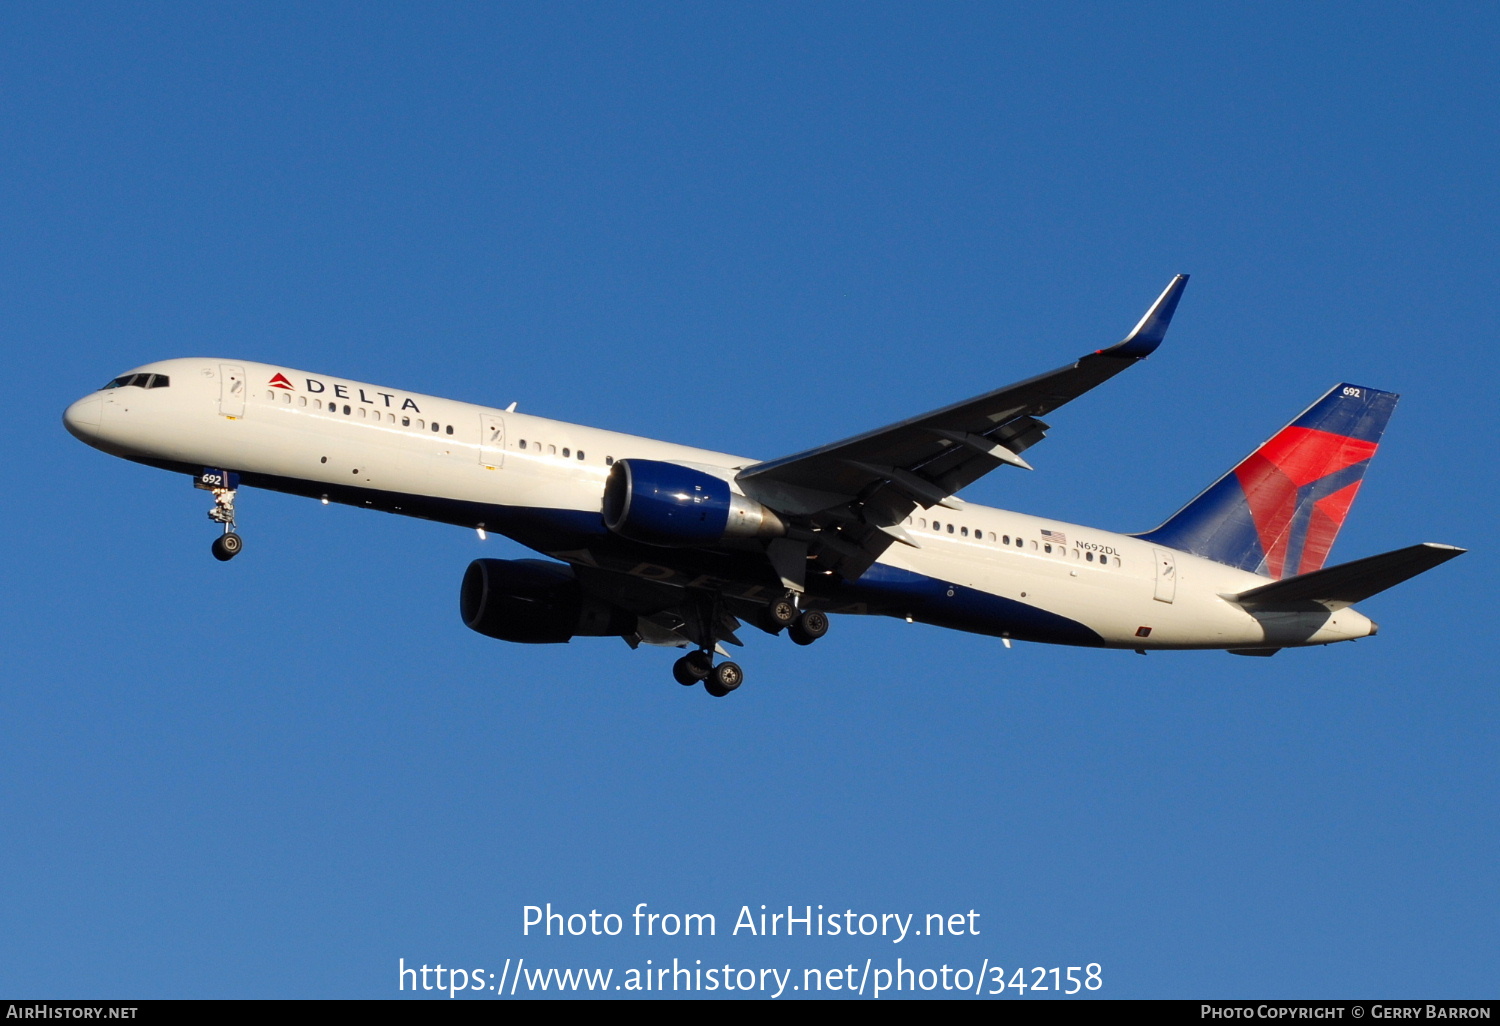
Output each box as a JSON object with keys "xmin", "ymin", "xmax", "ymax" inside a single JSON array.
[
  {"xmin": 548, "ymin": 445, "xmax": 556, "ymax": 455},
  {"xmin": 266, "ymin": 391, "xmax": 276, "ymax": 400},
  {"xmin": 356, "ymin": 408, "xmax": 365, "ymax": 419},
  {"xmin": 416, "ymin": 419, "xmax": 425, "ymax": 429},
  {"xmin": 342, "ymin": 405, "xmax": 350, "ymax": 414},
  {"xmin": 1044, "ymin": 543, "xmax": 1052, "ymax": 553},
  {"xmin": 961, "ymin": 527, "xmax": 969, "ymax": 537},
  {"xmin": 446, "ymin": 424, "xmax": 454, "ymax": 435},
  {"xmin": 1030, "ymin": 540, "xmax": 1038, "ymax": 550},
  {"xmin": 1086, "ymin": 551, "xmax": 1094, "ymax": 562},
  {"xmin": 946, "ymin": 524, "xmax": 954, "ymax": 534},
  {"xmin": 402, "ymin": 417, "xmax": 410, "ymax": 426},
  {"xmin": 605, "ymin": 456, "xmax": 614, "ymax": 465},
  {"xmin": 432, "ymin": 422, "xmax": 440, "ymax": 433},
  {"xmin": 1017, "ymin": 538, "xmax": 1024, "ymax": 548},
  {"xmin": 562, "ymin": 448, "xmax": 570, "ymax": 457},
  {"xmin": 577, "ymin": 451, "xmax": 585, "ymax": 460},
  {"xmin": 519, "ymin": 439, "xmax": 527, "ymax": 449},
  {"xmin": 298, "ymin": 396, "xmax": 307, "ymax": 407}
]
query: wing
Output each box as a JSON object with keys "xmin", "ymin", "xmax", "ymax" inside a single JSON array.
[{"xmin": 736, "ymin": 274, "xmax": 1189, "ymax": 583}]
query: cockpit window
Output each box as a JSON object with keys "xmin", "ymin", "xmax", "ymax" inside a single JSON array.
[{"xmin": 101, "ymin": 373, "xmax": 169, "ymax": 390}]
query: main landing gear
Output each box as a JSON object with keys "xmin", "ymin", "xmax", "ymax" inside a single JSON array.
[
  {"xmin": 756, "ymin": 593, "xmax": 829, "ymax": 645},
  {"xmin": 199, "ymin": 470, "xmax": 244, "ymax": 561},
  {"xmin": 672, "ymin": 650, "xmax": 744, "ymax": 697},
  {"xmin": 788, "ymin": 609, "xmax": 829, "ymax": 646},
  {"xmin": 671, "ymin": 594, "xmax": 829, "ymax": 697}
]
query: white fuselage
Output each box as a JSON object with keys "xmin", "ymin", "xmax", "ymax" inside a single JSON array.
[{"xmin": 63, "ymin": 358, "xmax": 1376, "ymax": 652}]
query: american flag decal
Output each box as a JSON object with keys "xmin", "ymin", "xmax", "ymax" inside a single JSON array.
[{"xmin": 1041, "ymin": 529, "xmax": 1067, "ymax": 544}]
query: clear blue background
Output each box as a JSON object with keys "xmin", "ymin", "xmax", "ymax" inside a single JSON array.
[{"xmin": 2, "ymin": 2, "xmax": 1493, "ymax": 999}]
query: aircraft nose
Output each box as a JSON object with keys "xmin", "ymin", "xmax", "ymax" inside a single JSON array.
[{"xmin": 63, "ymin": 394, "xmax": 103, "ymax": 441}]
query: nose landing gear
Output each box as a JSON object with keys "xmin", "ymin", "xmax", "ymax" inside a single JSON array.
[
  {"xmin": 198, "ymin": 469, "xmax": 244, "ymax": 561},
  {"xmin": 211, "ymin": 530, "xmax": 243, "ymax": 561}
]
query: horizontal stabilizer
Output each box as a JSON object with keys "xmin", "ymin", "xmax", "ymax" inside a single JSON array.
[{"xmin": 1226, "ymin": 542, "xmax": 1464, "ymax": 609}]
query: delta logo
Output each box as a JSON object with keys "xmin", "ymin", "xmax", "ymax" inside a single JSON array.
[{"xmin": 267, "ymin": 371, "xmax": 423, "ymax": 412}]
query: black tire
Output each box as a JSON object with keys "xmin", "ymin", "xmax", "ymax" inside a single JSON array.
[
  {"xmin": 789, "ymin": 609, "xmax": 828, "ymax": 646},
  {"xmin": 211, "ymin": 533, "xmax": 243, "ymax": 561},
  {"xmin": 758, "ymin": 596, "xmax": 798, "ymax": 633},
  {"xmin": 684, "ymin": 650, "xmax": 712, "ymax": 677},
  {"xmin": 708, "ymin": 661, "xmax": 742, "ymax": 695},
  {"xmin": 672, "ymin": 656, "xmax": 704, "ymax": 687}
]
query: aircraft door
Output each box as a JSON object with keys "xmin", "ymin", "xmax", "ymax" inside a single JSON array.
[
  {"xmin": 219, "ymin": 365, "xmax": 246, "ymax": 418},
  {"xmin": 480, "ymin": 413, "xmax": 505, "ymax": 469},
  {"xmin": 1152, "ymin": 548, "xmax": 1177, "ymax": 603}
]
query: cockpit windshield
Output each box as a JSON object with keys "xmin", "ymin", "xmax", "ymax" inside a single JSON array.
[{"xmin": 101, "ymin": 373, "xmax": 170, "ymax": 390}]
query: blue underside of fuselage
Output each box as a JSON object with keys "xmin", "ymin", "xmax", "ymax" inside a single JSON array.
[
  {"xmin": 144, "ymin": 458, "xmax": 1104, "ymax": 648},
  {"xmin": 837, "ymin": 563, "xmax": 1105, "ymax": 647}
]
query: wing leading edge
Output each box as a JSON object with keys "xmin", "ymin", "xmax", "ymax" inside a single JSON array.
[{"xmin": 736, "ymin": 274, "xmax": 1189, "ymax": 583}]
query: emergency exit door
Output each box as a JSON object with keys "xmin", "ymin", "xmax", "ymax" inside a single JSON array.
[
  {"xmin": 219, "ymin": 365, "xmax": 246, "ymax": 417},
  {"xmin": 480, "ymin": 414, "xmax": 506, "ymax": 469},
  {"xmin": 1152, "ymin": 548, "xmax": 1177, "ymax": 603}
]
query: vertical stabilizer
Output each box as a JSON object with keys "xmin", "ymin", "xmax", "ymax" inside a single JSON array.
[{"xmin": 1138, "ymin": 384, "xmax": 1398, "ymax": 579}]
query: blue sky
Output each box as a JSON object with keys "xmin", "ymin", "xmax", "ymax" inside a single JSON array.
[{"xmin": 2, "ymin": 3, "xmax": 1494, "ymax": 999}]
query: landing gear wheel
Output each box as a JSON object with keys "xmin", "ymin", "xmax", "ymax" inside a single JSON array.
[
  {"xmin": 672, "ymin": 655, "xmax": 704, "ymax": 686},
  {"xmin": 757, "ymin": 595, "xmax": 799, "ymax": 633},
  {"xmin": 211, "ymin": 532, "xmax": 243, "ymax": 562},
  {"xmin": 788, "ymin": 609, "xmax": 828, "ymax": 646},
  {"xmin": 673, "ymin": 650, "xmax": 713, "ymax": 686},
  {"xmin": 704, "ymin": 661, "xmax": 743, "ymax": 697}
]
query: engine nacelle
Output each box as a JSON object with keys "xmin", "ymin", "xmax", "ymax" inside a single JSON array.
[
  {"xmin": 460, "ymin": 558, "xmax": 636, "ymax": 644},
  {"xmin": 601, "ymin": 459, "xmax": 786, "ymax": 547}
]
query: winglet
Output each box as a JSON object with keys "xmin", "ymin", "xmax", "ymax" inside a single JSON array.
[{"xmin": 1102, "ymin": 274, "xmax": 1189, "ymax": 358}]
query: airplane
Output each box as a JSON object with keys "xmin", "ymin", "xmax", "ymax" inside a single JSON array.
[{"xmin": 62, "ymin": 275, "xmax": 1462, "ymax": 696}]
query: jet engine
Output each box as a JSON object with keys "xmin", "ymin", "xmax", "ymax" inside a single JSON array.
[
  {"xmin": 601, "ymin": 459, "xmax": 786, "ymax": 547},
  {"xmin": 460, "ymin": 558, "xmax": 636, "ymax": 644}
]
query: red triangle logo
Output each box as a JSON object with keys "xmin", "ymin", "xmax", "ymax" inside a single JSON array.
[{"xmin": 269, "ymin": 372, "xmax": 294, "ymax": 390}]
